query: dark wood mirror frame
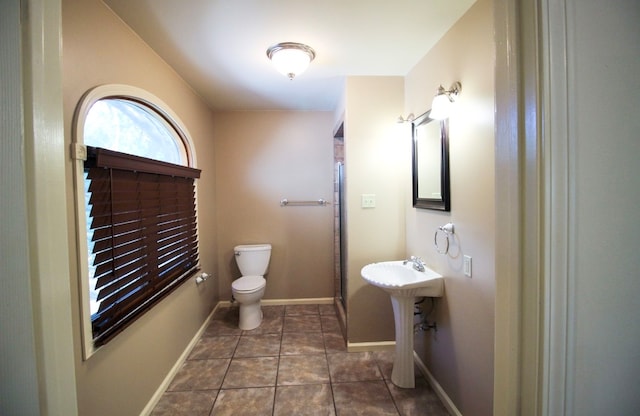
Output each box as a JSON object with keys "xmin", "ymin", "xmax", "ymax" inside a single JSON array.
[{"xmin": 412, "ymin": 111, "xmax": 450, "ymax": 211}]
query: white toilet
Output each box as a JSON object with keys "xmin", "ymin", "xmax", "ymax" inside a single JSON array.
[{"xmin": 231, "ymin": 243, "xmax": 272, "ymax": 330}]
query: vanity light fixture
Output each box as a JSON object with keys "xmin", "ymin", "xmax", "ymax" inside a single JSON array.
[
  {"xmin": 397, "ymin": 113, "xmax": 415, "ymax": 123},
  {"xmin": 430, "ymin": 82, "xmax": 462, "ymax": 120},
  {"xmin": 266, "ymin": 42, "xmax": 316, "ymax": 80}
]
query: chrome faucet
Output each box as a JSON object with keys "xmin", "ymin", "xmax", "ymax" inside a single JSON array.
[{"xmin": 403, "ymin": 256, "xmax": 426, "ymax": 272}]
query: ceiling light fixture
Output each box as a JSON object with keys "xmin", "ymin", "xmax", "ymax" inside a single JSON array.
[
  {"xmin": 430, "ymin": 82, "xmax": 462, "ymax": 120},
  {"xmin": 266, "ymin": 42, "xmax": 316, "ymax": 80}
]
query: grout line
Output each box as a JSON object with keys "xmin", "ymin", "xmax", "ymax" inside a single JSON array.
[
  {"xmin": 152, "ymin": 303, "xmax": 445, "ymax": 415},
  {"xmin": 323, "ymin": 317, "xmax": 340, "ymax": 416},
  {"xmin": 271, "ymin": 354, "xmax": 280, "ymax": 416},
  {"xmin": 380, "ymin": 358, "xmax": 402, "ymax": 415}
]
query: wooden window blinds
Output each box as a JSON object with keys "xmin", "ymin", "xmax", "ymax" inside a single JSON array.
[{"xmin": 85, "ymin": 146, "xmax": 201, "ymax": 347}]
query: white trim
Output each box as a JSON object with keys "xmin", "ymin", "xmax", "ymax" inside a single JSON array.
[
  {"xmin": 414, "ymin": 352, "xmax": 462, "ymax": 416},
  {"xmin": 493, "ymin": 0, "xmax": 527, "ymax": 413},
  {"xmin": 217, "ymin": 297, "xmax": 335, "ymax": 308},
  {"xmin": 22, "ymin": 0, "xmax": 79, "ymax": 413},
  {"xmin": 346, "ymin": 341, "xmax": 395, "ymax": 353},
  {"xmin": 72, "ymin": 152, "xmax": 95, "ymax": 359},
  {"xmin": 262, "ymin": 297, "xmax": 334, "ymax": 306},
  {"xmin": 140, "ymin": 303, "xmax": 221, "ymax": 416},
  {"xmin": 541, "ymin": 0, "xmax": 573, "ymax": 414}
]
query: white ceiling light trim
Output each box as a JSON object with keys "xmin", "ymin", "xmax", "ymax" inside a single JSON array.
[{"xmin": 266, "ymin": 42, "xmax": 316, "ymax": 80}]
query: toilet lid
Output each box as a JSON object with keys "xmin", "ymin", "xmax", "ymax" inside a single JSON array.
[{"xmin": 232, "ymin": 275, "xmax": 266, "ymax": 292}]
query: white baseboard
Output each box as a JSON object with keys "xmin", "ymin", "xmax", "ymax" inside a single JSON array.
[
  {"xmin": 139, "ymin": 304, "xmax": 220, "ymax": 416},
  {"xmin": 413, "ymin": 351, "xmax": 462, "ymax": 416},
  {"xmin": 264, "ymin": 297, "xmax": 334, "ymax": 305},
  {"xmin": 347, "ymin": 341, "xmax": 395, "ymax": 352},
  {"xmin": 218, "ymin": 297, "xmax": 335, "ymax": 307}
]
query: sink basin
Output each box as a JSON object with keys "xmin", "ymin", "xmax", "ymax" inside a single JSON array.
[
  {"xmin": 361, "ymin": 260, "xmax": 443, "ymax": 297},
  {"xmin": 361, "ymin": 260, "xmax": 444, "ymax": 389}
]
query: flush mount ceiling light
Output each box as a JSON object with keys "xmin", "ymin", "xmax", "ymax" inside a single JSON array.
[
  {"xmin": 430, "ymin": 82, "xmax": 462, "ymax": 120},
  {"xmin": 266, "ymin": 42, "xmax": 316, "ymax": 80}
]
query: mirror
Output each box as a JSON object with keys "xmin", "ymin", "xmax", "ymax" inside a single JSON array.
[{"xmin": 412, "ymin": 111, "xmax": 450, "ymax": 211}]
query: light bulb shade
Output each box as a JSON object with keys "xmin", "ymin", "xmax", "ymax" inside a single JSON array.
[
  {"xmin": 267, "ymin": 42, "xmax": 316, "ymax": 80},
  {"xmin": 430, "ymin": 93, "xmax": 452, "ymax": 120}
]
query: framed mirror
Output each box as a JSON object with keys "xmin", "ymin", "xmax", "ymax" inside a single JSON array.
[{"xmin": 412, "ymin": 111, "xmax": 450, "ymax": 211}]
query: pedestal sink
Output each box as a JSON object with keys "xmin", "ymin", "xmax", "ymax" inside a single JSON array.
[{"xmin": 361, "ymin": 260, "xmax": 443, "ymax": 388}]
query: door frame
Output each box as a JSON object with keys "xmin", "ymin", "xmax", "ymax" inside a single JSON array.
[
  {"xmin": 494, "ymin": 0, "xmax": 572, "ymax": 414},
  {"xmin": 21, "ymin": 0, "xmax": 79, "ymax": 413}
]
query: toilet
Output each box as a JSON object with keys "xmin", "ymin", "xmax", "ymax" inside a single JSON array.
[{"xmin": 231, "ymin": 243, "xmax": 272, "ymax": 330}]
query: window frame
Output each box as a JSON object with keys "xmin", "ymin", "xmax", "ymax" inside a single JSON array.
[{"xmin": 72, "ymin": 84, "xmax": 199, "ymax": 359}]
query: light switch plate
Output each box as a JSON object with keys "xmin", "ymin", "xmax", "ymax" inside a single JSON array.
[
  {"xmin": 463, "ymin": 255, "xmax": 472, "ymax": 277},
  {"xmin": 361, "ymin": 194, "xmax": 376, "ymax": 208}
]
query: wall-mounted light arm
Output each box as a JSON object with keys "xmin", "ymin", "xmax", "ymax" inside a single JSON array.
[
  {"xmin": 430, "ymin": 82, "xmax": 462, "ymax": 120},
  {"xmin": 397, "ymin": 113, "xmax": 415, "ymax": 123}
]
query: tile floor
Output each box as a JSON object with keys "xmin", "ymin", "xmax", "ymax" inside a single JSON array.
[{"xmin": 151, "ymin": 303, "xmax": 449, "ymax": 416}]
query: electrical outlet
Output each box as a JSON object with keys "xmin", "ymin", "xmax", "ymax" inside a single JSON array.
[
  {"xmin": 361, "ymin": 194, "xmax": 376, "ymax": 208},
  {"xmin": 463, "ymin": 255, "xmax": 472, "ymax": 277}
]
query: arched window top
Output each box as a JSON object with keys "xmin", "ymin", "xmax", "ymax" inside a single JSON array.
[{"xmin": 75, "ymin": 84, "xmax": 195, "ymax": 167}]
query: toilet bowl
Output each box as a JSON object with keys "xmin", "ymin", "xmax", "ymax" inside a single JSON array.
[
  {"xmin": 231, "ymin": 276, "xmax": 266, "ymax": 330},
  {"xmin": 231, "ymin": 244, "xmax": 271, "ymax": 330}
]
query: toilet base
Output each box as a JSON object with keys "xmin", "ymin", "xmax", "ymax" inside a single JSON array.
[{"xmin": 238, "ymin": 301, "xmax": 263, "ymax": 330}]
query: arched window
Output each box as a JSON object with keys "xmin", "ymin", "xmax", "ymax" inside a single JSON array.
[
  {"xmin": 73, "ymin": 85, "xmax": 200, "ymax": 358},
  {"xmin": 84, "ymin": 98, "xmax": 186, "ymax": 165}
]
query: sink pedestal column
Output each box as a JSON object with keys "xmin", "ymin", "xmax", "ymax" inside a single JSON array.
[
  {"xmin": 360, "ymin": 260, "xmax": 443, "ymax": 389},
  {"xmin": 389, "ymin": 294, "xmax": 415, "ymax": 388}
]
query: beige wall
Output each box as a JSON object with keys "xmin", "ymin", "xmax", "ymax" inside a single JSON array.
[
  {"xmin": 404, "ymin": 0, "xmax": 495, "ymax": 414},
  {"xmin": 213, "ymin": 111, "xmax": 335, "ymax": 301},
  {"xmin": 342, "ymin": 76, "xmax": 406, "ymax": 343},
  {"xmin": 60, "ymin": 0, "xmax": 493, "ymax": 414},
  {"xmin": 62, "ymin": 0, "xmax": 219, "ymax": 414}
]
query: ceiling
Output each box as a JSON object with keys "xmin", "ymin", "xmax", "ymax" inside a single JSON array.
[{"xmin": 103, "ymin": 0, "xmax": 476, "ymax": 112}]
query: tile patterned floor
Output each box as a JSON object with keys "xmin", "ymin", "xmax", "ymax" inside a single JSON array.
[{"xmin": 151, "ymin": 304, "xmax": 449, "ymax": 416}]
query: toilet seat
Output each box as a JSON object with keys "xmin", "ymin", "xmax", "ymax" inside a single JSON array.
[{"xmin": 232, "ymin": 275, "xmax": 266, "ymax": 293}]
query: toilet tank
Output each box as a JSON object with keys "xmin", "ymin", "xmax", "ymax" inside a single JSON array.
[{"xmin": 234, "ymin": 244, "xmax": 272, "ymax": 276}]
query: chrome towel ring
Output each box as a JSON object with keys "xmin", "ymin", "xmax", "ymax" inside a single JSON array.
[{"xmin": 434, "ymin": 223, "xmax": 455, "ymax": 255}]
